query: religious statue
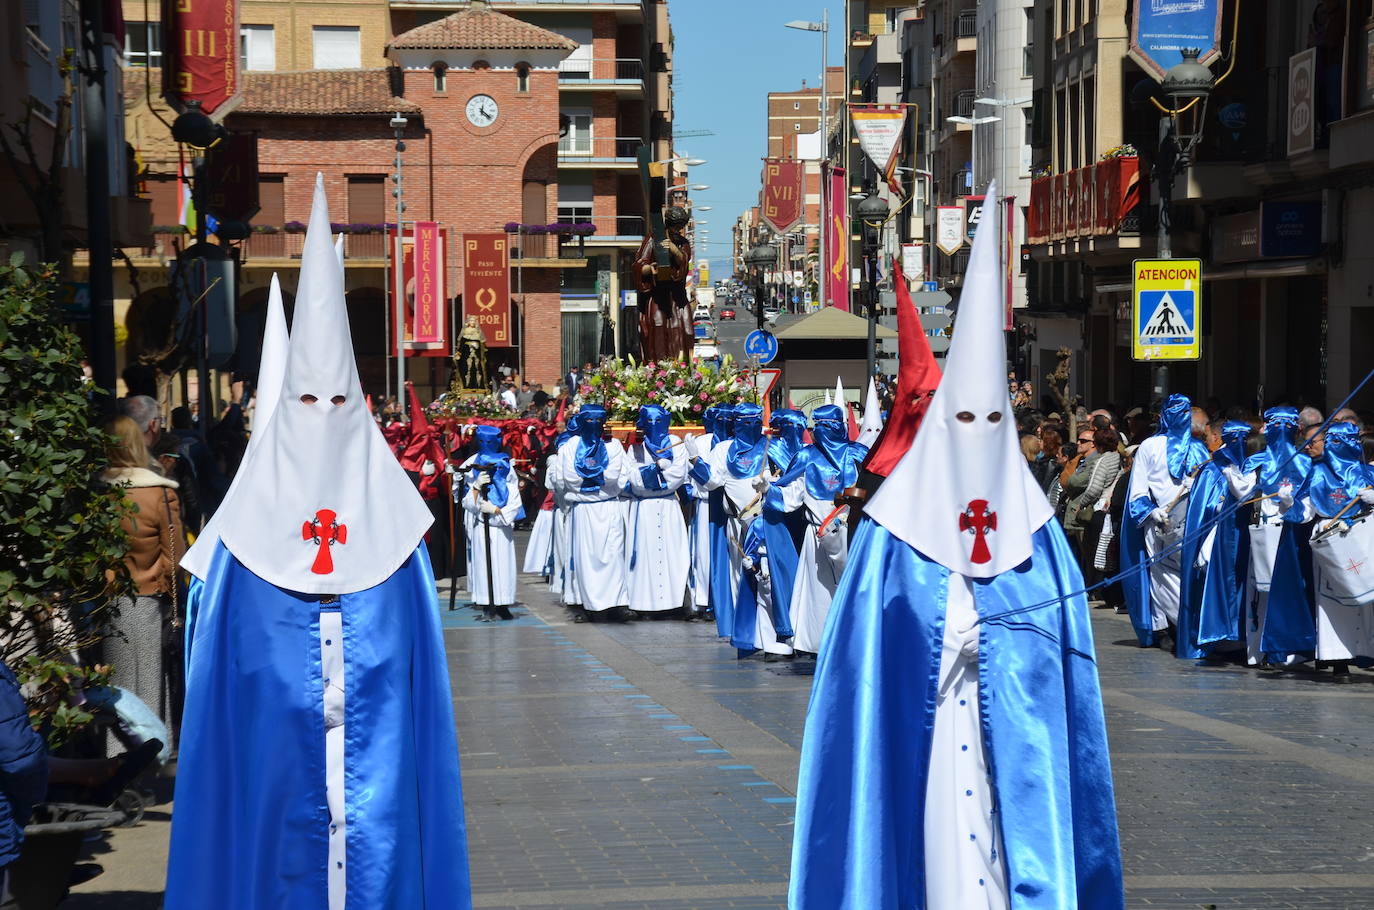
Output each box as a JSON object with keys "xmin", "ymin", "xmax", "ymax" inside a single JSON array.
[
  {"xmin": 453, "ymin": 315, "xmax": 488, "ymax": 391},
  {"xmin": 634, "ymin": 204, "xmax": 693, "ymax": 363}
]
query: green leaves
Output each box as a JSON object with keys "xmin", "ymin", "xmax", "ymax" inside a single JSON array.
[{"xmin": 0, "ymin": 262, "xmax": 132, "ymax": 745}]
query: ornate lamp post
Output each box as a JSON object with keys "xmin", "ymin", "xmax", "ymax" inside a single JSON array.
[{"xmin": 856, "ymin": 189, "xmax": 890, "ymax": 381}]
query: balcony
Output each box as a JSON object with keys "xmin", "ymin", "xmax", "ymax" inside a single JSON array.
[
  {"xmin": 939, "ymin": 8, "xmax": 977, "ymax": 64},
  {"xmin": 954, "ymin": 90, "xmax": 975, "ymax": 118},
  {"xmin": 557, "ymin": 135, "xmax": 642, "ymax": 168},
  {"xmin": 1026, "ymin": 157, "xmax": 1145, "ymax": 257},
  {"xmin": 580, "ymin": 214, "xmax": 646, "ymax": 245},
  {"xmin": 557, "ymin": 58, "xmax": 645, "ymax": 94}
]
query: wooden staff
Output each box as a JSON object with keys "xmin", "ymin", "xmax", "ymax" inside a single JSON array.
[
  {"xmin": 1163, "ymin": 457, "xmax": 1214, "ymax": 514},
  {"xmin": 1318, "ymin": 486, "xmax": 1374, "ymax": 537}
]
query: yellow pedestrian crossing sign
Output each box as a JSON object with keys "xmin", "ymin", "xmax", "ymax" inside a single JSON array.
[{"xmin": 1132, "ymin": 258, "xmax": 1201, "ymax": 361}]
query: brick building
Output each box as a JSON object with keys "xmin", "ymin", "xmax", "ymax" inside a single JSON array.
[{"xmin": 110, "ymin": 0, "xmax": 675, "ymax": 403}]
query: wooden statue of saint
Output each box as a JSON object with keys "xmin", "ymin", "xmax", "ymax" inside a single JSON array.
[
  {"xmin": 633, "ymin": 204, "xmax": 694, "ymax": 363},
  {"xmin": 452, "ymin": 315, "xmax": 489, "ymax": 391}
]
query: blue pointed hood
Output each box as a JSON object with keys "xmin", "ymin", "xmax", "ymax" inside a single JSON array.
[
  {"xmin": 1214, "ymin": 421, "xmax": 1251, "ymax": 468},
  {"xmin": 810, "ymin": 404, "xmax": 850, "ymax": 471},
  {"xmin": 769, "ymin": 409, "xmax": 807, "ymax": 471},
  {"xmin": 1308, "ymin": 422, "xmax": 1374, "ymax": 517},
  {"xmin": 636, "ymin": 404, "xmax": 672, "ymax": 458},
  {"xmin": 471, "ymin": 425, "xmax": 510, "ymax": 507},
  {"xmin": 726, "ymin": 403, "xmax": 768, "ymax": 478},
  {"xmin": 573, "ymin": 404, "xmax": 609, "ymax": 484},
  {"xmin": 1159, "ymin": 393, "xmax": 1208, "ymax": 479}
]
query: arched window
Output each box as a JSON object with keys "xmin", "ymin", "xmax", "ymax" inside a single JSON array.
[
  {"xmin": 515, "ymin": 63, "xmax": 530, "ymax": 93},
  {"xmin": 432, "ymin": 61, "xmax": 447, "ymax": 93}
]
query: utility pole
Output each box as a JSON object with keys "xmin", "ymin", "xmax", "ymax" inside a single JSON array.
[{"xmin": 80, "ymin": 0, "xmax": 116, "ymax": 400}]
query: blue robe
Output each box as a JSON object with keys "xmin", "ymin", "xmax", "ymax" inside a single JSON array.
[
  {"xmin": 1177, "ymin": 464, "xmax": 1250, "ymax": 656},
  {"xmin": 730, "ymin": 519, "xmax": 768, "ymax": 654},
  {"xmin": 168, "ymin": 543, "xmax": 471, "ymax": 909},
  {"xmin": 790, "ymin": 520, "xmax": 1123, "ymax": 910},
  {"xmin": 760, "ymin": 446, "xmax": 806, "ymax": 640}
]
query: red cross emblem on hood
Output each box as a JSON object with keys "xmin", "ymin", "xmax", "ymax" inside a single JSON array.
[
  {"xmin": 958, "ymin": 500, "xmax": 997, "ymax": 565},
  {"xmin": 302, "ymin": 509, "xmax": 347, "ymax": 575}
]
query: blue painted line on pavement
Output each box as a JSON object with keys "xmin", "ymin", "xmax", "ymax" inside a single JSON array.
[
  {"xmin": 742, "ymin": 781, "xmax": 775, "ymax": 787},
  {"xmin": 611, "ymin": 684, "xmax": 636, "ymax": 689},
  {"xmin": 624, "ymin": 694, "xmax": 650, "ymax": 699},
  {"xmin": 679, "ymin": 735, "xmax": 711, "ymax": 742},
  {"xmin": 662, "ymin": 725, "xmax": 692, "ymax": 730},
  {"xmin": 635, "ymin": 704, "xmax": 664, "ymax": 710},
  {"xmin": 764, "ymin": 797, "xmax": 796, "ymax": 804},
  {"xmin": 649, "ymin": 714, "xmax": 677, "ymax": 719},
  {"xmin": 696, "ymin": 748, "xmax": 728, "ymax": 754},
  {"xmin": 717, "ymin": 765, "xmax": 753, "ymax": 771}
]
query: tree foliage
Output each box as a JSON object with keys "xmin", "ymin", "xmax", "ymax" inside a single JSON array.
[{"xmin": 0, "ymin": 256, "xmax": 130, "ymax": 744}]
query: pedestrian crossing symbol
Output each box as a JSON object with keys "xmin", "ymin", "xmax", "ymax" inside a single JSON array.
[{"xmin": 1132, "ymin": 258, "xmax": 1201, "ymax": 361}]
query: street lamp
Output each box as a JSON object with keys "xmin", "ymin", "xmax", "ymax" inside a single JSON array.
[
  {"xmin": 390, "ymin": 113, "xmax": 409, "ymax": 400},
  {"xmin": 744, "ymin": 242, "xmax": 777, "ymax": 331},
  {"xmin": 973, "ymin": 97, "xmax": 1031, "ymax": 190},
  {"xmin": 786, "ymin": 10, "xmax": 829, "ymax": 310},
  {"xmin": 946, "ymin": 114, "xmax": 1000, "ymax": 192},
  {"xmin": 697, "ymin": 205, "xmax": 713, "ymax": 211},
  {"xmin": 856, "ymin": 189, "xmax": 890, "ymax": 380},
  {"xmin": 1150, "ymin": 48, "xmax": 1215, "ymax": 401}
]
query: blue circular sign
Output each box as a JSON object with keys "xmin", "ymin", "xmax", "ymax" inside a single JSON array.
[{"xmin": 743, "ymin": 329, "xmax": 779, "ymax": 365}]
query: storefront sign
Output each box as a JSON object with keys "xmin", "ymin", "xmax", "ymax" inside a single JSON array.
[
  {"xmin": 1288, "ymin": 48, "xmax": 1317, "ymax": 156},
  {"xmin": 964, "ymin": 196, "xmax": 986, "ymax": 240},
  {"xmin": 1211, "ymin": 202, "xmax": 1324, "ymax": 262},
  {"xmin": 161, "ymin": 0, "xmax": 242, "ymax": 118},
  {"xmin": 463, "ymin": 233, "xmax": 511, "ymax": 347},
  {"xmin": 1129, "ymin": 0, "xmax": 1223, "ymax": 81}
]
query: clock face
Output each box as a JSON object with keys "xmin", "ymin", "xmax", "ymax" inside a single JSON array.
[{"xmin": 466, "ymin": 94, "xmax": 499, "ymax": 127}]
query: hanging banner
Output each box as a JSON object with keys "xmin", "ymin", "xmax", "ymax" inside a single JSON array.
[
  {"xmin": 161, "ymin": 0, "xmax": 242, "ymax": 118},
  {"xmin": 391, "ymin": 225, "xmax": 449, "ymax": 356},
  {"xmin": 462, "ymin": 233, "xmax": 512, "ymax": 348},
  {"xmin": 825, "ymin": 165, "xmax": 849, "ymax": 311},
  {"xmin": 1128, "ymin": 0, "xmax": 1223, "ymax": 81},
  {"xmin": 964, "ymin": 195, "xmax": 987, "ymax": 240},
  {"xmin": 901, "ymin": 243, "xmax": 925, "ymax": 284},
  {"xmin": 850, "ymin": 104, "xmax": 908, "ymax": 195},
  {"xmin": 761, "ymin": 158, "xmax": 804, "ymax": 234},
  {"xmin": 936, "ymin": 205, "xmax": 965, "ymax": 255}
]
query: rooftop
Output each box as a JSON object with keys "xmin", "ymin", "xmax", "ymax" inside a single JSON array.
[
  {"xmin": 389, "ymin": 2, "xmax": 579, "ymax": 52},
  {"xmin": 237, "ymin": 70, "xmax": 420, "ymax": 117}
]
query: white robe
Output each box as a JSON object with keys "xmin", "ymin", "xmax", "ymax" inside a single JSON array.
[
  {"xmin": 925, "ymin": 574, "xmax": 1009, "ymax": 909},
  {"xmin": 1298, "ymin": 498, "xmax": 1374, "ymax": 662},
  {"xmin": 740, "ymin": 545, "xmax": 793, "ymax": 656},
  {"xmin": 461, "ymin": 465, "xmax": 522, "ymax": 606},
  {"xmin": 553, "ymin": 436, "xmax": 631, "ymax": 612},
  {"xmin": 779, "ymin": 478, "xmax": 848, "ymax": 654},
  {"xmin": 522, "ymin": 506, "xmax": 554, "ymax": 575},
  {"xmin": 1127, "ymin": 435, "xmax": 1188, "ymax": 630},
  {"xmin": 624, "ymin": 438, "xmax": 690, "ymax": 613}
]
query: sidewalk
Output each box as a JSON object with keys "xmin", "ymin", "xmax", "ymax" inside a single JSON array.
[{"xmin": 66, "ymin": 567, "xmax": 1374, "ymax": 908}]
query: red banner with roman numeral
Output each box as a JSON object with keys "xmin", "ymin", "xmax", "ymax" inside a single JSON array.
[
  {"xmin": 760, "ymin": 158, "xmax": 804, "ymax": 235},
  {"xmin": 161, "ymin": 0, "xmax": 241, "ymax": 119},
  {"xmin": 462, "ymin": 233, "xmax": 512, "ymax": 347}
]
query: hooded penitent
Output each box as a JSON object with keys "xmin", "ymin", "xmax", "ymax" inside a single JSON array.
[
  {"xmin": 167, "ymin": 175, "xmax": 471, "ymax": 910},
  {"xmin": 401, "ymin": 381, "xmax": 447, "ymax": 500},
  {"xmin": 789, "ymin": 185, "xmax": 1123, "ymax": 910},
  {"xmin": 726, "ymin": 404, "xmax": 769, "ymax": 478},
  {"xmin": 1244, "ymin": 406, "xmax": 1311, "ymax": 522},
  {"xmin": 768, "ymin": 409, "xmax": 807, "ymax": 473},
  {"xmin": 573, "ymin": 404, "xmax": 609, "ymax": 489},
  {"xmin": 181, "ymin": 272, "xmax": 288, "ymax": 582},
  {"xmin": 863, "ymin": 224, "xmax": 1052, "ymax": 577},
  {"xmin": 1307, "ymin": 422, "xmax": 1374, "ymax": 517},
  {"xmin": 860, "ymin": 258, "xmax": 941, "ymax": 479},
  {"xmin": 1178, "ymin": 421, "xmax": 1253, "ymax": 657},
  {"xmin": 636, "ymin": 404, "xmax": 673, "ymax": 459},
  {"xmin": 856, "ymin": 376, "xmax": 883, "ymax": 449},
  {"xmin": 711, "ymin": 404, "xmax": 738, "ymax": 446},
  {"xmin": 1159, "ymin": 393, "xmax": 1210, "ymax": 480},
  {"xmin": 470, "ymin": 425, "xmax": 511, "ymax": 508}
]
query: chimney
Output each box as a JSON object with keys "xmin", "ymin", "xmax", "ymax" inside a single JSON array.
[{"xmin": 470, "ymin": 0, "xmax": 490, "ymax": 9}]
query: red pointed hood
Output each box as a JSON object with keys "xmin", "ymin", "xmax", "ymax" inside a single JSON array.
[
  {"xmin": 400, "ymin": 381, "xmax": 446, "ymax": 496},
  {"xmin": 860, "ymin": 259, "xmax": 942, "ymax": 478}
]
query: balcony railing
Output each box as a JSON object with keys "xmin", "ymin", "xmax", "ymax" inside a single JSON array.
[
  {"xmin": 955, "ymin": 9, "xmax": 978, "ymax": 39},
  {"xmin": 136, "ymin": 230, "xmax": 390, "ymax": 262},
  {"xmin": 954, "ymin": 91, "xmax": 975, "ymax": 118},
  {"xmin": 557, "ymin": 57, "xmax": 645, "ymax": 81},
  {"xmin": 557, "ymin": 135, "xmax": 641, "ymax": 159},
  {"xmin": 1026, "ymin": 157, "xmax": 1144, "ymax": 244}
]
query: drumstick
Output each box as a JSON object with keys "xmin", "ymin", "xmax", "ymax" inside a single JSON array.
[
  {"xmin": 1163, "ymin": 459, "xmax": 1212, "ymax": 513},
  {"xmin": 1319, "ymin": 486, "xmax": 1373, "ymax": 535},
  {"xmin": 1239, "ymin": 491, "xmax": 1281, "ymax": 508}
]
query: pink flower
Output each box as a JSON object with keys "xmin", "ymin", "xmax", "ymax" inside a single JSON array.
[
  {"xmin": 693, "ymin": 403, "xmax": 702, "ymax": 412},
  {"xmin": 675, "ymin": 378, "xmax": 685, "ymax": 388},
  {"xmin": 579, "ymin": 384, "xmax": 592, "ymax": 395},
  {"xmin": 656, "ymin": 380, "xmax": 665, "ymax": 389},
  {"xmin": 615, "ymin": 382, "xmax": 624, "ymax": 389},
  {"xmin": 648, "ymin": 390, "xmax": 658, "ymax": 399},
  {"xmin": 699, "ymin": 391, "xmax": 709, "ymax": 401}
]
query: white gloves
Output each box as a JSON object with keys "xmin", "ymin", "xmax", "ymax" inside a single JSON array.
[
  {"xmin": 1360, "ymin": 487, "xmax": 1374, "ymax": 505},
  {"xmin": 1277, "ymin": 482, "xmax": 1295, "ymax": 511},
  {"xmin": 741, "ymin": 556, "xmax": 755, "ymax": 572},
  {"xmin": 471, "ymin": 473, "xmax": 491, "ymax": 490},
  {"xmin": 1149, "ymin": 507, "xmax": 1171, "ymax": 529},
  {"xmin": 480, "ymin": 501, "xmax": 499, "ymax": 515},
  {"xmin": 752, "ymin": 473, "xmax": 770, "ymax": 492},
  {"xmin": 1180, "ymin": 473, "xmax": 1194, "ymax": 492},
  {"xmin": 527, "ymin": 425, "xmax": 537, "ymax": 433},
  {"xmin": 683, "ymin": 435, "xmax": 699, "ymax": 460},
  {"xmin": 421, "ymin": 460, "xmax": 436, "ymax": 477},
  {"xmin": 656, "ymin": 458, "xmax": 673, "ymax": 472}
]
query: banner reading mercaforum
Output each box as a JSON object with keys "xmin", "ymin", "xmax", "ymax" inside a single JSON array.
[{"xmin": 1128, "ymin": 0, "xmax": 1224, "ymax": 81}]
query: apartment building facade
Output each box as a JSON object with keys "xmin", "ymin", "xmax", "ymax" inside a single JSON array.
[
  {"xmin": 1023, "ymin": 0, "xmax": 1373, "ymax": 413},
  {"xmin": 112, "ymin": 0, "xmax": 674, "ymax": 399}
]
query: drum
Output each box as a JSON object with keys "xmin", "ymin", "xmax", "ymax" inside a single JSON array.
[
  {"xmin": 1247, "ymin": 519, "xmax": 1284, "ymax": 592},
  {"xmin": 1309, "ymin": 513, "xmax": 1374, "ymax": 607}
]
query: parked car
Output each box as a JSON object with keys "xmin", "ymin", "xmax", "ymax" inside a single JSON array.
[
  {"xmin": 762, "ymin": 308, "xmax": 780, "ymax": 322},
  {"xmin": 693, "ymin": 319, "xmax": 716, "ymax": 341},
  {"xmin": 692, "ymin": 304, "xmax": 712, "ymax": 321},
  {"xmin": 719, "ymin": 308, "xmax": 736, "ymax": 321}
]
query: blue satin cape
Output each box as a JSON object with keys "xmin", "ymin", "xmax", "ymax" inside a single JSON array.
[
  {"xmin": 1178, "ymin": 464, "xmax": 1250, "ymax": 655},
  {"xmin": 167, "ymin": 543, "xmax": 472, "ymax": 909},
  {"xmin": 789, "ymin": 520, "xmax": 1123, "ymax": 910}
]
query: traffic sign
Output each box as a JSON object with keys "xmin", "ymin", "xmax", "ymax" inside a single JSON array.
[
  {"xmin": 743, "ymin": 329, "xmax": 779, "ymax": 365},
  {"xmin": 1132, "ymin": 258, "xmax": 1201, "ymax": 361},
  {"xmin": 754, "ymin": 368, "xmax": 782, "ymax": 398}
]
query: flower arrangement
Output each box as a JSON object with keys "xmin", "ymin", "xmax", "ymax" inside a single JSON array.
[
  {"xmin": 1099, "ymin": 144, "xmax": 1138, "ymax": 160},
  {"xmin": 574, "ymin": 356, "xmax": 755, "ymax": 423},
  {"xmin": 428, "ymin": 391, "xmax": 518, "ymax": 420}
]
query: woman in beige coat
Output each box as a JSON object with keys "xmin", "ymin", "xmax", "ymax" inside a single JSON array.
[{"xmin": 99, "ymin": 416, "xmax": 186, "ymax": 745}]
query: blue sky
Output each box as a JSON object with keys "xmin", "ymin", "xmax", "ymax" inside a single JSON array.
[{"xmin": 671, "ymin": 0, "xmax": 845, "ymax": 276}]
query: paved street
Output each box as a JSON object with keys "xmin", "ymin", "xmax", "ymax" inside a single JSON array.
[{"xmin": 69, "ymin": 536, "xmax": 1374, "ymax": 908}]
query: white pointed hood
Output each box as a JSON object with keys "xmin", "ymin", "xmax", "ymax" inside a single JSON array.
[
  {"xmin": 857, "ymin": 375, "xmax": 883, "ymax": 448},
  {"xmin": 182, "ymin": 273, "xmax": 289, "ymax": 581},
  {"xmin": 834, "ymin": 377, "xmax": 845, "ymax": 409},
  {"xmin": 864, "ymin": 184, "xmax": 1051, "ymax": 578},
  {"xmin": 210, "ymin": 174, "xmax": 432, "ymax": 593},
  {"xmin": 334, "ymin": 233, "xmax": 345, "ymax": 272}
]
